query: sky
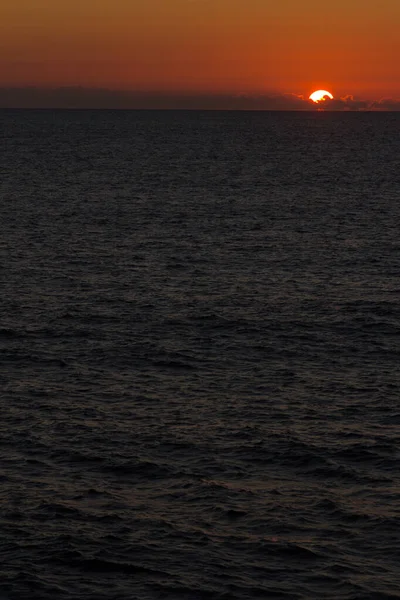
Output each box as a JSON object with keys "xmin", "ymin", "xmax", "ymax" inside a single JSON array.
[{"xmin": 1, "ymin": 0, "xmax": 399, "ymax": 108}]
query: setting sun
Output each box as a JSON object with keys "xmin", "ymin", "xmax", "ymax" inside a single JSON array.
[{"xmin": 309, "ymin": 90, "xmax": 334, "ymax": 103}]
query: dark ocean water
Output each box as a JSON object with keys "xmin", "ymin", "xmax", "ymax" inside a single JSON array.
[{"xmin": 1, "ymin": 109, "xmax": 400, "ymax": 600}]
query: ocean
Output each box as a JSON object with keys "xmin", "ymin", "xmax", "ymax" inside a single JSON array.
[{"xmin": 1, "ymin": 109, "xmax": 399, "ymax": 599}]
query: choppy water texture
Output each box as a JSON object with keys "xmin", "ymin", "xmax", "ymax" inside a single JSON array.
[{"xmin": 1, "ymin": 110, "xmax": 400, "ymax": 600}]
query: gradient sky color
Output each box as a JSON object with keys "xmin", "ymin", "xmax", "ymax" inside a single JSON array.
[{"xmin": 1, "ymin": 0, "xmax": 399, "ymax": 99}]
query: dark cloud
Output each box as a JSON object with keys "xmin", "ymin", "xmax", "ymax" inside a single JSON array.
[
  {"xmin": 317, "ymin": 95, "xmax": 370, "ymax": 111},
  {"xmin": 0, "ymin": 87, "xmax": 399, "ymax": 110},
  {"xmin": 0, "ymin": 87, "xmax": 310, "ymax": 110},
  {"xmin": 370, "ymin": 97, "xmax": 400, "ymax": 111}
]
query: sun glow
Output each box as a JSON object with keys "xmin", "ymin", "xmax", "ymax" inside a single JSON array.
[{"xmin": 309, "ymin": 90, "xmax": 334, "ymax": 103}]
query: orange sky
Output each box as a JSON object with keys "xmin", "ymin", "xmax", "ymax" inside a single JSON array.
[{"xmin": 1, "ymin": 0, "xmax": 399, "ymax": 99}]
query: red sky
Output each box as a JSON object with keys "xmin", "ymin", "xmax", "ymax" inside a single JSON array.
[{"xmin": 1, "ymin": 0, "xmax": 399, "ymax": 104}]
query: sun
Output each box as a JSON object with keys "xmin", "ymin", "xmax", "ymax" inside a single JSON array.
[{"xmin": 309, "ymin": 90, "xmax": 334, "ymax": 103}]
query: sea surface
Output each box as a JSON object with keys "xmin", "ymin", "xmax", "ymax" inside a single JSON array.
[{"xmin": 1, "ymin": 109, "xmax": 400, "ymax": 600}]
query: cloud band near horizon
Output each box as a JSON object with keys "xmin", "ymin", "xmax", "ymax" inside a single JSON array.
[{"xmin": 0, "ymin": 88, "xmax": 399, "ymax": 110}]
